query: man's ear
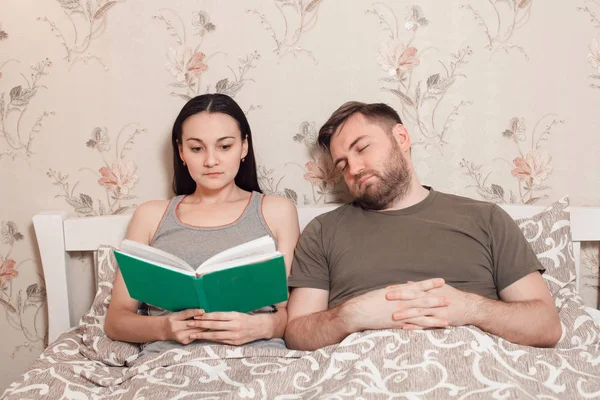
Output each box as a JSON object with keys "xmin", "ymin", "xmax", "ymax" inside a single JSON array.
[{"xmin": 392, "ymin": 123, "xmax": 411, "ymax": 153}]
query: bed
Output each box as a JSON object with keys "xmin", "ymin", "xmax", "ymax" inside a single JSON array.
[{"xmin": 2, "ymin": 197, "xmax": 600, "ymax": 399}]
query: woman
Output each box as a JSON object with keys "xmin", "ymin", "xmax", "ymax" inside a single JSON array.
[{"xmin": 104, "ymin": 94, "xmax": 299, "ymax": 351}]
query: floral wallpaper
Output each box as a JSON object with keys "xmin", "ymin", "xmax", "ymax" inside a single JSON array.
[
  {"xmin": 48, "ymin": 124, "xmax": 146, "ymax": 216},
  {"xmin": 1, "ymin": 0, "xmax": 599, "ymax": 390}
]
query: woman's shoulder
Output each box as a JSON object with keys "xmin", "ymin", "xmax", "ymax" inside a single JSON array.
[
  {"xmin": 133, "ymin": 199, "xmax": 172, "ymax": 218},
  {"xmin": 260, "ymin": 194, "xmax": 297, "ymax": 214},
  {"xmin": 129, "ymin": 199, "xmax": 175, "ymax": 229},
  {"xmin": 126, "ymin": 199, "xmax": 176, "ymax": 244},
  {"xmin": 260, "ymin": 194, "xmax": 298, "ymax": 225},
  {"xmin": 260, "ymin": 194, "xmax": 299, "ymax": 238}
]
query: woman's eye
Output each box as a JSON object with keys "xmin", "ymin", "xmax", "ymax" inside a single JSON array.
[
  {"xmin": 221, "ymin": 144, "xmax": 232, "ymax": 150},
  {"xmin": 191, "ymin": 147, "xmax": 202, "ymax": 152}
]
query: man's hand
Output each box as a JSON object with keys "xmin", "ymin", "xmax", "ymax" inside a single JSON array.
[
  {"xmin": 344, "ymin": 278, "xmax": 450, "ymax": 331},
  {"xmin": 387, "ymin": 283, "xmax": 479, "ymax": 330},
  {"xmin": 285, "ymin": 278, "xmax": 450, "ymax": 351}
]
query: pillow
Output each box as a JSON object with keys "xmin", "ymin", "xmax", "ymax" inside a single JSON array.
[
  {"xmin": 553, "ymin": 281, "xmax": 600, "ymax": 349},
  {"xmin": 78, "ymin": 245, "xmax": 140, "ymax": 365},
  {"xmin": 512, "ymin": 197, "xmax": 600, "ymax": 347},
  {"xmin": 514, "ymin": 196, "xmax": 575, "ymax": 296}
]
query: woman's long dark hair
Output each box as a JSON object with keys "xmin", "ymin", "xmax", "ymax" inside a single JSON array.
[{"xmin": 172, "ymin": 93, "xmax": 262, "ymax": 195}]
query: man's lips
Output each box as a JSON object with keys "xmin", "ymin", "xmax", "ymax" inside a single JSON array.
[{"xmin": 358, "ymin": 175, "xmax": 374, "ymax": 188}]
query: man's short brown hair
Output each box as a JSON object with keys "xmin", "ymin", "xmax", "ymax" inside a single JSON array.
[{"xmin": 318, "ymin": 101, "xmax": 403, "ymax": 151}]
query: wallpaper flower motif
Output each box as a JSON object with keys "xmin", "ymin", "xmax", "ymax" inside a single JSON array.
[
  {"xmin": 247, "ymin": 0, "xmax": 324, "ymax": 64},
  {"xmin": 461, "ymin": 0, "xmax": 533, "ymax": 60},
  {"xmin": 0, "ymin": 59, "xmax": 54, "ymax": 162},
  {"xmin": 579, "ymin": 1, "xmax": 600, "ymax": 89},
  {"xmin": 154, "ymin": 9, "xmax": 260, "ymax": 104},
  {"xmin": 257, "ymin": 165, "xmax": 303, "ymax": 205},
  {"xmin": 579, "ymin": 1, "xmax": 600, "ymax": 29},
  {"xmin": 368, "ymin": 4, "xmax": 471, "ymax": 148},
  {"xmin": 38, "ymin": 0, "xmax": 124, "ymax": 70},
  {"xmin": 47, "ymin": 124, "xmax": 146, "ymax": 216},
  {"xmin": 461, "ymin": 114, "xmax": 563, "ymax": 204},
  {"xmin": 0, "ymin": 221, "xmax": 46, "ymax": 358},
  {"xmin": 0, "ymin": 23, "xmax": 8, "ymax": 41}
]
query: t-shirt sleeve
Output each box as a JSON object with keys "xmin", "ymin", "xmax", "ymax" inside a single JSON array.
[
  {"xmin": 489, "ymin": 204, "xmax": 545, "ymax": 293},
  {"xmin": 288, "ymin": 218, "xmax": 330, "ymax": 291}
]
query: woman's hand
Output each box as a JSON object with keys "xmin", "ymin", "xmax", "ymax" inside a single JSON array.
[
  {"xmin": 162, "ymin": 309, "xmax": 208, "ymax": 345},
  {"xmin": 187, "ymin": 311, "xmax": 273, "ymax": 346}
]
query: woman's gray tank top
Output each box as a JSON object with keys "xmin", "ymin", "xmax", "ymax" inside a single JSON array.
[{"xmin": 151, "ymin": 191, "xmax": 275, "ymax": 266}]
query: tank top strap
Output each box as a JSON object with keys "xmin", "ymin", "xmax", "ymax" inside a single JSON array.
[
  {"xmin": 245, "ymin": 191, "xmax": 277, "ymax": 244},
  {"xmin": 164, "ymin": 195, "xmax": 185, "ymax": 221},
  {"xmin": 150, "ymin": 195, "xmax": 184, "ymax": 244},
  {"xmin": 247, "ymin": 191, "xmax": 263, "ymax": 215}
]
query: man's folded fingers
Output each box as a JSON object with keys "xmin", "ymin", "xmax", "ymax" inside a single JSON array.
[
  {"xmin": 412, "ymin": 278, "xmax": 445, "ymax": 291},
  {"xmin": 397, "ymin": 316, "xmax": 448, "ymax": 328},
  {"xmin": 386, "ymin": 288, "xmax": 421, "ymax": 300}
]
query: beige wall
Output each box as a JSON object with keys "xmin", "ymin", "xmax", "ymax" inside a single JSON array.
[{"xmin": 1, "ymin": 0, "xmax": 599, "ymax": 390}]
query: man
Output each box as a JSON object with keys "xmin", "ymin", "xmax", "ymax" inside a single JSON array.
[{"xmin": 284, "ymin": 101, "xmax": 561, "ymax": 351}]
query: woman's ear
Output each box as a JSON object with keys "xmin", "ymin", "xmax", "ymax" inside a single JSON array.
[
  {"xmin": 177, "ymin": 140, "xmax": 185, "ymax": 164},
  {"xmin": 241, "ymin": 137, "xmax": 249, "ymax": 160}
]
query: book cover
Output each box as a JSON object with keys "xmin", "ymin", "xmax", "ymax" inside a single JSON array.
[{"xmin": 113, "ymin": 237, "xmax": 289, "ymax": 313}]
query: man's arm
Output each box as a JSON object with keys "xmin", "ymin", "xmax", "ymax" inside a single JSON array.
[
  {"xmin": 470, "ymin": 271, "xmax": 561, "ymax": 347},
  {"xmin": 285, "ymin": 288, "xmax": 348, "ymax": 350},
  {"xmin": 286, "ymin": 280, "xmax": 449, "ymax": 351},
  {"xmin": 390, "ymin": 272, "xmax": 561, "ymax": 347}
]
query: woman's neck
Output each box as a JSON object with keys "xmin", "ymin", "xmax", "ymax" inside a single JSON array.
[{"xmin": 184, "ymin": 183, "xmax": 247, "ymax": 205}]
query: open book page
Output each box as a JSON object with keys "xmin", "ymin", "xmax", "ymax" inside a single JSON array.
[
  {"xmin": 196, "ymin": 235, "xmax": 277, "ymax": 271},
  {"xmin": 196, "ymin": 251, "xmax": 283, "ymax": 276},
  {"xmin": 117, "ymin": 251, "xmax": 196, "ymax": 276},
  {"xmin": 120, "ymin": 239, "xmax": 194, "ymax": 272}
]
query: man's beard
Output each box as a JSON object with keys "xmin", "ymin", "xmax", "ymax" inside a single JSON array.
[{"xmin": 352, "ymin": 143, "xmax": 411, "ymax": 211}]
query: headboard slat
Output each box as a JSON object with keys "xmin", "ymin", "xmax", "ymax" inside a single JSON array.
[
  {"xmin": 63, "ymin": 214, "xmax": 130, "ymax": 251},
  {"xmin": 32, "ymin": 211, "xmax": 71, "ymax": 343}
]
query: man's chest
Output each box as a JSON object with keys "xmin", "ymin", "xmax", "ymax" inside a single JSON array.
[{"xmin": 325, "ymin": 218, "xmax": 499, "ymax": 303}]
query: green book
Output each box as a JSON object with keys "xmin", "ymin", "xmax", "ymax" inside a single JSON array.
[{"xmin": 113, "ymin": 236, "xmax": 288, "ymax": 313}]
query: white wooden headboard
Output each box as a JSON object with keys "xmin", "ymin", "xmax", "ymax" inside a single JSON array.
[{"xmin": 33, "ymin": 204, "xmax": 600, "ymax": 343}]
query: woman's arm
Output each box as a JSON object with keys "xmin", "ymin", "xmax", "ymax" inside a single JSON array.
[
  {"xmin": 261, "ymin": 195, "xmax": 300, "ymax": 337},
  {"xmin": 189, "ymin": 195, "xmax": 300, "ymax": 344},
  {"xmin": 104, "ymin": 200, "xmax": 208, "ymax": 344}
]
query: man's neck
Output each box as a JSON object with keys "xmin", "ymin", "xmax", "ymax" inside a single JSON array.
[{"xmin": 383, "ymin": 175, "xmax": 430, "ymax": 211}]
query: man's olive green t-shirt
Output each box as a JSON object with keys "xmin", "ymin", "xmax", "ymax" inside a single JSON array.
[{"xmin": 288, "ymin": 188, "xmax": 544, "ymax": 308}]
